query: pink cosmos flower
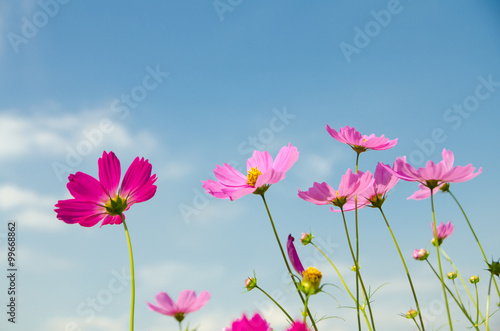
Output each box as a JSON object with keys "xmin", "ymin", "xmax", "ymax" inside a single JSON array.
[
  {"xmin": 298, "ymin": 169, "xmax": 373, "ymax": 211},
  {"xmin": 287, "ymin": 234, "xmax": 305, "ymax": 276},
  {"xmin": 432, "ymin": 221, "xmax": 454, "ymax": 245},
  {"xmin": 202, "ymin": 143, "xmax": 299, "ymax": 201},
  {"xmin": 224, "ymin": 313, "xmax": 271, "ymax": 331},
  {"xmin": 326, "ymin": 125, "xmax": 397, "ymax": 153},
  {"xmin": 383, "ymin": 149, "xmax": 481, "ymax": 191},
  {"xmin": 146, "ymin": 290, "xmax": 210, "ymax": 322},
  {"xmin": 54, "ymin": 151, "xmax": 157, "ymax": 227}
]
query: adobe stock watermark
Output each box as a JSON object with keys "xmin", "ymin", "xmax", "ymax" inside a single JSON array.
[
  {"xmin": 7, "ymin": 0, "xmax": 72, "ymax": 54},
  {"xmin": 52, "ymin": 64, "xmax": 169, "ymax": 182},
  {"xmin": 213, "ymin": 0, "xmax": 243, "ymax": 22},
  {"xmin": 339, "ymin": 0, "xmax": 411, "ymax": 64},
  {"xmin": 178, "ymin": 107, "xmax": 296, "ymax": 224},
  {"xmin": 407, "ymin": 74, "xmax": 499, "ymax": 166},
  {"xmin": 64, "ymin": 267, "xmax": 130, "ymax": 331}
]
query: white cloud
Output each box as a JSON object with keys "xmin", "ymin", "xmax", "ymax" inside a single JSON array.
[
  {"xmin": 161, "ymin": 161, "xmax": 196, "ymax": 181},
  {"xmin": 18, "ymin": 246, "xmax": 78, "ymax": 274},
  {"xmin": 0, "ymin": 110, "xmax": 157, "ymax": 158},
  {"xmin": 0, "ymin": 184, "xmax": 65, "ymax": 231}
]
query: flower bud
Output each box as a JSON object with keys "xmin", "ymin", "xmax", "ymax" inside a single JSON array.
[
  {"xmin": 300, "ymin": 232, "xmax": 314, "ymax": 245},
  {"xmin": 405, "ymin": 309, "xmax": 418, "ymax": 319},
  {"xmin": 412, "ymin": 248, "xmax": 429, "ymax": 261},
  {"xmin": 469, "ymin": 275, "xmax": 480, "ymax": 284},
  {"xmin": 245, "ymin": 277, "xmax": 257, "ymax": 291},
  {"xmin": 300, "ymin": 267, "xmax": 322, "ymax": 295},
  {"xmin": 351, "ymin": 264, "xmax": 360, "ymax": 272},
  {"xmin": 447, "ymin": 272, "xmax": 457, "ymax": 280}
]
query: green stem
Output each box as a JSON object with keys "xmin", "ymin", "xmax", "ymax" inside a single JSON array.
[
  {"xmin": 425, "ymin": 260, "xmax": 479, "ymax": 330},
  {"xmin": 378, "ymin": 207, "xmax": 425, "ymax": 331},
  {"xmin": 178, "ymin": 321, "xmax": 182, "ymax": 331},
  {"xmin": 430, "ymin": 191, "xmax": 453, "ymax": 330},
  {"xmin": 303, "ymin": 294, "xmax": 311, "ymax": 324},
  {"xmin": 312, "ymin": 243, "xmax": 373, "ymax": 330},
  {"xmin": 486, "ymin": 275, "xmax": 493, "ymax": 331},
  {"xmin": 440, "ymin": 248, "xmax": 484, "ymax": 321},
  {"xmin": 449, "ymin": 190, "xmax": 500, "ymax": 298},
  {"xmin": 260, "ymin": 194, "xmax": 318, "ymax": 331},
  {"xmin": 354, "ymin": 152, "xmax": 361, "ymax": 331},
  {"xmin": 121, "ymin": 215, "xmax": 135, "ymax": 331},
  {"xmin": 255, "ymin": 285, "xmax": 294, "ymax": 323},
  {"xmin": 341, "ymin": 209, "xmax": 376, "ymax": 331},
  {"xmin": 474, "ymin": 283, "xmax": 479, "ymax": 326}
]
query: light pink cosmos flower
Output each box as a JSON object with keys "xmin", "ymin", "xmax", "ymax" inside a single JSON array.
[
  {"xmin": 54, "ymin": 151, "xmax": 157, "ymax": 227},
  {"xmin": 298, "ymin": 169, "xmax": 373, "ymax": 211},
  {"xmin": 432, "ymin": 221, "xmax": 454, "ymax": 246},
  {"xmin": 383, "ymin": 149, "xmax": 482, "ymax": 191},
  {"xmin": 223, "ymin": 313, "xmax": 271, "ymax": 331},
  {"xmin": 147, "ymin": 290, "xmax": 210, "ymax": 322},
  {"xmin": 202, "ymin": 143, "xmax": 299, "ymax": 200},
  {"xmin": 326, "ymin": 125, "xmax": 397, "ymax": 153},
  {"xmin": 339, "ymin": 162, "xmax": 400, "ymax": 211}
]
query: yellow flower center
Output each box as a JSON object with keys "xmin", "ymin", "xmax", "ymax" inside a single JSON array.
[
  {"xmin": 247, "ymin": 167, "xmax": 262, "ymax": 187},
  {"xmin": 301, "ymin": 266, "xmax": 323, "ymax": 294}
]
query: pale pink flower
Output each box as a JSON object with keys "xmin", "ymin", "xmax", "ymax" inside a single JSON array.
[
  {"xmin": 412, "ymin": 248, "xmax": 429, "ymax": 261},
  {"xmin": 326, "ymin": 125, "xmax": 397, "ymax": 153},
  {"xmin": 383, "ymin": 149, "xmax": 481, "ymax": 191},
  {"xmin": 202, "ymin": 143, "xmax": 299, "ymax": 200},
  {"xmin": 432, "ymin": 221, "xmax": 454, "ymax": 245},
  {"xmin": 147, "ymin": 290, "xmax": 210, "ymax": 322},
  {"xmin": 54, "ymin": 151, "xmax": 157, "ymax": 227},
  {"xmin": 298, "ymin": 169, "xmax": 373, "ymax": 211}
]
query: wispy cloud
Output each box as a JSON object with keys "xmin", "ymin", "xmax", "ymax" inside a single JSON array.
[{"xmin": 0, "ymin": 184, "xmax": 65, "ymax": 231}]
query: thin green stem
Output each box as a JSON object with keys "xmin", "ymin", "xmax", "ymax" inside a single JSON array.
[
  {"xmin": 311, "ymin": 243, "xmax": 373, "ymax": 330},
  {"xmin": 449, "ymin": 190, "xmax": 500, "ymax": 298},
  {"xmin": 378, "ymin": 207, "xmax": 425, "ymax": 331},
  {"xmin": 425, "ymin": 260, "xmax": 479, "ymax": 330},
  {"xmin": 474, "ymin": 283, "xmax": 479, "ymax": 326},
  {"xmin": 354, "ymin": 152, "xmax": 361, "ymax": 331},
  {"xmin": 452, "ymin": 280, "xmax": 466, "ymax": 311},
  {"xmin": 411, "ymin": 317, "xmax": 423, "ymax": 331},
  {"xmin": 486, "ymin": 275, "xmax": 493, "ymax": 331},
  {"xmin": 255, "ymin": 285, "xmax": 294, "ymax": 323},
  {"xmin": 260, "ymin": 194, "xmax": 318, "ymax": 331},
  {"xmin": 303, "ymin": 294, "xmax": 311, "ymax": 324},
  {"xmin": 440, "ymin": 248, "xmax": 484, "ymax": 321},
  {"xmin": 121, "ymin": 215, "xmax": 135, "ymax": 331},
  {"xmin": 178, "ymin": 321, "xmax": 182, "ymax": 331},
  {"xmin": 430, "ymin": 191, "xmax": 453, "ymax": 330},
  {"xmin": 341, "ymin": 209, "xmax": 376, "ymax": 331}
]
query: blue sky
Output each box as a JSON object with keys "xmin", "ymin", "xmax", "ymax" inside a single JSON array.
[{"xmin": 1, "ymin": 1, "xmax": 500, "ymax": 330}]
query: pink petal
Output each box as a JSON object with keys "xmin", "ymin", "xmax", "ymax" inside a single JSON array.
[
  {"xmin": 202, "ymin": 179, "xmax": 230, "ymax": 199},
  {"xmin": 184, "ymin": 291, "xmax": 211, "ymax": 313},
  {"xmin": 176, "ymin": 290, "xmax": 196, "ymax": 312},
  {"xmin": 153, "ymin": 292, "xmax": 177, "ymax": 315},
  {"xmin": 247, "ymin": 150, "xmax": 273, "ymax": 174},
  {"xmin": 213, "ymin": 163, "xmax": 247, "ymax": 187},
  {"xmin": 272, "ymin": 143, "xmax": 299, "ymax": 173},
  {"xmin": 120, "ymin": 157, "xmax": 157, "ymax": 203},
  {"xmin": 100, "ymin": 214, "xmax": 123, "ymax": 227},
  {"xmin": 98, "ymin": 151, "xmax": 121, "ymax": 197},
  {"xmin": 67, "ymin": 172, "xmax": 108, "ymax": 202},
  {"xmin": 54, "ymin": 199, "xmax": 106, "ymax": 227}
]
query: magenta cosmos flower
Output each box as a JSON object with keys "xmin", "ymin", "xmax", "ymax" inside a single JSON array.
[
  {"xmin": 432, "ymin": 221, "xmax": 454, "ymax": 246},
  {"xmin": 147, "ymin": 290, "xmax": 210, "ymax": 322},
  {"xmin": 383, "ymin": 149, "xmax": 482, "ymax": 191},
  {"xmin": 202, "ymin": 143, "xmax": 299, "ymax": 200},
  {"xmin": 223, "ymin": 313, "xmax": 271, "ymax": 331},
  {"xmin": 326, "ymin": 125, "xmax": 397, "ymax": 153},
  {"xmin": 298, "ymin": 169, "xmax": 373, "ymax": 211},
  {"xmin": 54, "ymin": 151, "xmax": 157, "ymax": 227},
  {"xmin": 286, "ymin": 321, "xmax": 310, "ymax": 331}
]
